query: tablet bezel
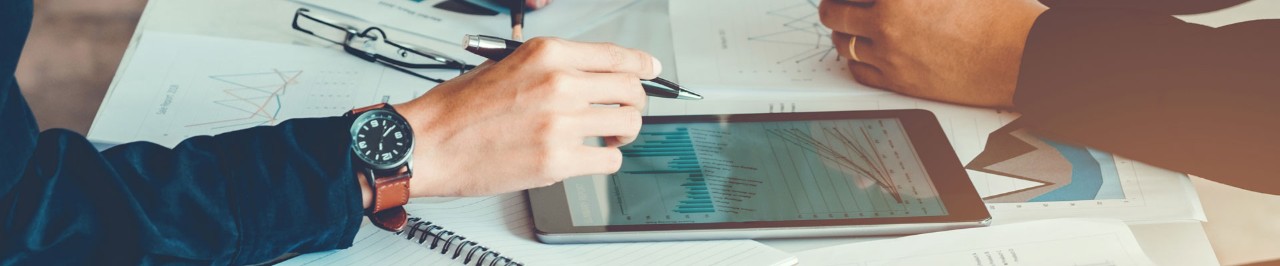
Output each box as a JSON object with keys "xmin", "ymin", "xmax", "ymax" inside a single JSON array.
[{"xmin": 528, "ymin": 109, "xmax": 990, "ymax": 235}]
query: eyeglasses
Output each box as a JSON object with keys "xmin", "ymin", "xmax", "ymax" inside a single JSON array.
[{"xmin": 292, "ymin": 8, "xmax": 476, "ymax": 83}]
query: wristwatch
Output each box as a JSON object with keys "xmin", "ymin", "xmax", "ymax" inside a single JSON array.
[{"xmin": 348, "ymin": 103, "xmax": 415, "ymax": 232}]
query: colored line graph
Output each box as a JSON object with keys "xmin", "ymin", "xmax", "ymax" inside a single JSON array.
[{"xmin": 186, "ymin": 69, "xmax": 302, "ymax": 130}]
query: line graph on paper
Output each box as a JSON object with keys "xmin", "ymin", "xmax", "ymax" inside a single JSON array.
[
  {"xmin": 185, "ymin": 70, "xmax": 303, "ymax": 131},
  {"xmin": 746, "ymin": 0, "xmax": 841, "ymax": 66},
  {"xmin": 735, "ymin": 0, "xmax": 847, "ymax": 75},
  {"xmin": 173, "ymin": 69, "xmax": 375, "ymax": 137}
]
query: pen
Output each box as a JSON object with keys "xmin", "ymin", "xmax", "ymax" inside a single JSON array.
[
  {"xmin": 462, "ymin": 34, "xmax": 704, "ymax": 100},
  {"xmin": 507, "ymin": 0, "xmax": 524, "ymax": 40}
]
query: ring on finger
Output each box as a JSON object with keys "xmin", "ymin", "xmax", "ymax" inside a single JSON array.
[{"xmin": 848, "ymin": 35, "xmax": 861, "ymax": 62}]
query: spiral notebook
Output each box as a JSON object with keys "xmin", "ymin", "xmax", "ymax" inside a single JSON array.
[{"xmin": 279, "ymin": 193, "xmax": 797, "ymax": 266}]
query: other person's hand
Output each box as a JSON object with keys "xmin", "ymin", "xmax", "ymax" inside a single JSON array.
[
  {"xmin": 524, "ymin": 0, "xmax": 551, "ymax": 9},
  {"xmin": 394, "ymin": 37, "xmax": 658, "ymax": 197},
  {"xmin": 819, "ymin": 0, "xmax": 1047, "ymax": 108}
]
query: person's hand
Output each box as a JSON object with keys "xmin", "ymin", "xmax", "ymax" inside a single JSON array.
[
  {"xmin": 524, "ymin": 0, "xmax": 551, "ymax": 9},
  {"xmin": 393, "ymin": 37, "xmax": 658, "ymax": 198},
  {"xmin": 819, "ymin": 0, "xmax": 1047, "ymax": 108}
]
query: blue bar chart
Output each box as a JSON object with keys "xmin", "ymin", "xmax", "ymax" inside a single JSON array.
[{"xmin": 621, "ymin": 127, "xmax": 716, "ymax": 214}]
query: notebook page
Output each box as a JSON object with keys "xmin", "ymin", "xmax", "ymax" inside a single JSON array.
[{"xmin": 282, "ymin": 193, "xmax": 796, "ymax": 266}]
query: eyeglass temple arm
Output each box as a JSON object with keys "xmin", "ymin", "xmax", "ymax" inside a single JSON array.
[{"xmin": 292, "ymin": 8, "xmax": 347, "ymax": 46}]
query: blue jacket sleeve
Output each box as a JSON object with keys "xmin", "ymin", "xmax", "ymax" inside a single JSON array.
[
  {"xmin": 2, "ymin": 116, "xmax": 365, "ymax": 265},
  {"xmin": 0, "ymin": 1, "xmax": 364, "ymax": 264}
]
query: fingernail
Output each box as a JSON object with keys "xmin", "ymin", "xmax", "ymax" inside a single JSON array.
[
  {"xmin": 651, "ymin": 57, "xmax": 663, "ymax": 77},
  {"xmin": 536, "ymin": 0, "xmax": 547, "ymax": 8}
]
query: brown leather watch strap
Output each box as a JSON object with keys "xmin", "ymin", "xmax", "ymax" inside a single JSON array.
[
  {"xmin": 350, "ymin": 103, "xmax": 388, "ymax": 115},
  {"xmin": 367, "ymin": 166, "xmax": 412, "ymax": 231}
]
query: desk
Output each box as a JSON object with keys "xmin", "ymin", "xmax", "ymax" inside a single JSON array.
[{"xmin": 108, "ymin": 0, "xmax": 1280, "ymax": 265}]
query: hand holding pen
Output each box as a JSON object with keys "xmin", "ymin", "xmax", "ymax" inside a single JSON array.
[
  {"xmin": 393, "ymin": 37, "xmax": 652, "ymax": 196},
  {"xmin": 463, "ymin": 35, "xmax": 703, "ymax": 100}
]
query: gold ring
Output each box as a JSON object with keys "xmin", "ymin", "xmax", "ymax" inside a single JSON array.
[{"xmin": 848, "ymin": 35, "xmax": 861, "ymax": 62}]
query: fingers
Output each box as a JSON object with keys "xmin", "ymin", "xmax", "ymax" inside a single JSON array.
[
  {"xmin": 573, "ymin": 106, "xmax": 644, "ymax": 145},
  {"xmin": 849, "ymin": 61, "xmax": 890, "ymax": 89},
  {"xmin": 573, "ymin": 146, "xmax": 625, "ymax": 175},
  {"xmin": 573, "ymin": 72, "xmax": 647, "ymax": 108},
  {"xmin": 819, "ymin": 0, "xmax": 879, "ymax": 37},
  {"xmin": 522, "ymin": 38, "xmax": 661, "ymax": 79},
  {"xmin": 831, "ymin": 32, "xmax": 884, "ymax": 67}
]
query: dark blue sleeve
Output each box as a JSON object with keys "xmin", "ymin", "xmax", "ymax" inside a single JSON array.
[
  {"xmin": 4, "ymin": 118, "xmax": 365, "ymax": 265},
  {"xmin": 1, "ymin": 0, "xmax": 365, "ymax": 264}
]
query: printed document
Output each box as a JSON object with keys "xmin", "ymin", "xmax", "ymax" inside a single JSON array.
[
  {"xmin": 795, "ymin": 219, "xmax": 1156, "ymax": 266},
  {"xmin": 89, "ymin": 31, "xmax": 468, "ymax": 147},
  {"xmin": 669, "ymin": 0, "xmax": 885, "ymax": 94}
]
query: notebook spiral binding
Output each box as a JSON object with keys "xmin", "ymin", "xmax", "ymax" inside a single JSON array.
[{"xmin": 397, "ymin": 217, "xmax": 525, "ymax": 266}]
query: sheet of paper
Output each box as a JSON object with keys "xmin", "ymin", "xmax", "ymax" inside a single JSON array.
[
  {"xmin": 87, "ymin": 31, "xmax": 470, "ymax": 147},
  {"xmin": 646, "ymin": 93, "xmax": 1205, "ymax": 224},
  {"xmin": 280, "ymin": 193, "xmax": 798, "ymax": 266},
  {"xmin": 668, "ymin": 0, "xmax": 885, "ymax": 94},
  {"xmin": 796, "ymin": 219, "xmax": 1155, "ymax": 266},
  {"xmin": 295, "ymin": 0, "xmax": 637, "ymax": 42}
]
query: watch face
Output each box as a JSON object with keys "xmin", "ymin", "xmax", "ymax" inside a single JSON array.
[{"xmin": 351, "ymin": 109, "xmax": 414, "ymax": 169}]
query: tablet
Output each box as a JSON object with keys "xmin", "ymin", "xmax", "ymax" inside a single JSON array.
[{"xmin": 527, "ymin": 109, "xmax": 990, "ymax": 244}]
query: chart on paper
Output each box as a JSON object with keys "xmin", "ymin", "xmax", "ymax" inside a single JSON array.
[
  {"xmin": 670, "ymin": 0, "xmax": 884, "ymax": 93},
  {"xmin": 564, "ymin": 119, "xmax": 948, "ymax": 226},
  {"xmin": 89, "ymin": 32, "xmax": 436, "ymax": 147}
]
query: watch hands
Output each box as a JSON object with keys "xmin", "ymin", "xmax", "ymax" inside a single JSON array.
[{"xmin": 384, "ymin": 125, "xmax": 396, "ymax": 137}]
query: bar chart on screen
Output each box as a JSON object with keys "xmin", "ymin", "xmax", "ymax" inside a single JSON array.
[{"xmin": 601, "ymin": 120, "xmax": 948, "ymax": 225}]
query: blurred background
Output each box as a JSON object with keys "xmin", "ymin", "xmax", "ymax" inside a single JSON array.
[{"xmin": 16, "ymin": 0, "xmax": 147, "ymax": 134}]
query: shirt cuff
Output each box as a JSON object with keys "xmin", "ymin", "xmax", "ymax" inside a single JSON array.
[{"xmin": 223, "ymin": 116, "xmax": 363, "ymax": 264}]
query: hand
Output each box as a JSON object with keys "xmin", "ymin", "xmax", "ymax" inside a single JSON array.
[
  {"xmin": 524, "ymin": 0, "xmax": 551, "ymax": 9},
  {"xmin": 393, "ymin": 37, "xmax": 658, "ymax": 198},
  {"xmin": 819, "ymin": 0, "xmax": 1047, "ymax": 108}
]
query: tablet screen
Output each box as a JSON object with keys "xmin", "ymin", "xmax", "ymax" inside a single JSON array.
[{"xmin": 563, "ymin": 118, "xmax": 949, "ymax": 226}]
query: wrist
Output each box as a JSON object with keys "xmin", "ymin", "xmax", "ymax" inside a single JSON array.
[
  {"xmin": 394, "ymin": 98, "xmax": 447, "ymax": 198},
  {"xmin": 357, "ymin": 170, "xmax": 373, "ymax": 209}
]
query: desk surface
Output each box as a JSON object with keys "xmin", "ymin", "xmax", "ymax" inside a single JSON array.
[{"xmin": 111, "ymin": 0, "xmax": 1280, "ymax": 265}]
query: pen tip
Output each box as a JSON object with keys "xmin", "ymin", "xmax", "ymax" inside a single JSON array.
[{"xmin": 679, "ymin": 90, "xmax": 704, "ymax": 100}]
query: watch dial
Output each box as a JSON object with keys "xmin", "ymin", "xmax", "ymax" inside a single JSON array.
[{"xmin": 353, "ymin": 111, "xmax": 413, "ymax": 167}]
